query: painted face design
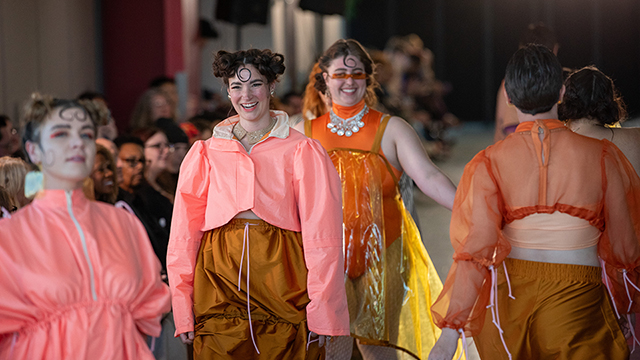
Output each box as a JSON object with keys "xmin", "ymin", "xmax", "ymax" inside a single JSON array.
[
  {"xmin": 227, "ymin": 64, "xmax": 272, "ymax": 124},
  {"xmin": 324, "ymin": 55, "xmax": 368, "ymax": 107},
  {"xmin": 31, "ymin": 107, "xmax": 96, "ymax": 190}
]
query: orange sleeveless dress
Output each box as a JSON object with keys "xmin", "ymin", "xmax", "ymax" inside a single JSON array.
[{"xmin": 306, "ymin": 102, "xmax": 462, "ymax": 359}]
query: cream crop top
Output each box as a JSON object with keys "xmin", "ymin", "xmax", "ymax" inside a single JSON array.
[{"xmin": 502, "ymin": 212, "xmax": 600, "ymax": 250}]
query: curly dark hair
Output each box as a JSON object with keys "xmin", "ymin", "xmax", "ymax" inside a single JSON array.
[
  {"xmin": 212, "ymin": 49, "xmax": 285, "ymax": 86},
  {"xmin": 504, "ymin": 44, "xmax": 563, "ymax": 115},
  {"xmin": 558, "ymin": 66, "xmax": 626, "ymax": 125},
  {"xmin": 314, "ymin": 39, "xmax": 379, "ymax": 107}
]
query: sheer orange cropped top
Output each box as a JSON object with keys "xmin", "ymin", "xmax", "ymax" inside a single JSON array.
[{"xmin": 431, "ymin": 119, "xmax": 640, "ymax": 335}]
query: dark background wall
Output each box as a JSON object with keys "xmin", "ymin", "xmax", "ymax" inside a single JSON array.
[{"xmin": 347, "ymin": 0, "xmax": 640, "ymax": 121}]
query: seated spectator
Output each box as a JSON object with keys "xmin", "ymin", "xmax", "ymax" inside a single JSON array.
[
  {"xmin": 150, "ymin": 76, "xmax": 179, "ymax": 119},
  {"xmin": 155, "ymin": 118, "xmax": 190, "ymax": 200},
  {"xmin": 0, "ymin": 156, "xmax": 33, "ymax": 209},
  {"xmin": 78, "ymin": 91, "xmax": 118, "ymax": 140},
  {"xmin": 91, "ymin": 144, "xmax": 118, "ymax": 204},
  {"xmin": 130, "ymin": 89, "xmax": 173, "ymax": 131},
  {"xmin": 113, "ymin": 135, "xmax": 173, "ymax": 275},
  {"xmin": 0, "ymin": 115, "xmax": 23, "ymax": 158},
  {"xmin": 132, "ymin": 126, "xmax": 171, "ymax": 201}
]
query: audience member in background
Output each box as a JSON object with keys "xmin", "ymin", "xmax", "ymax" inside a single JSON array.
[
  {"xmin": 494, "ymin": 22, "xmax": 559, "ymax": 143},
  {"xmin": 130, "ymin": 89, "xmax": 173, "ymax": 131},
  {"xmin": 150, "ymin": 76, "xmax": 180, "ymax": 120},
  {"xmin": 155, "ymin": 118, "xmax": 190, "ymax": 201},
  {"xmin": 0, "ymin": 156, "xmax": 32, "ymax": 209},
  {"xmin": 0, "ymin": 93, "xmax": 170, "ymax": 359},
  {"xmin": 280, "ymin": 91, "xmax": 303, "ymax": 117},
  {"xmin": 181, "ymin": 115, "xmax": 216, "ymax": 145},
  {"xmin": 114, "ymin": 135, "xmax": 173, "ymax": 275},
  {"xmin": 0, "ymin": 186, "xmax": 16, "ymax": 217},
  {"xmin": 91, "ymin": 144, "xmax": 118, "ymax": 204},
  {"xmin": 0, "ymin": 115, "xmax": 23, "ymax": 158},
  {"xmin": 133, "ymin": 126, "xmax": 171, "ymax": 201},
  {"xmin": 78, "ymin": 91, "xmax": 118, "ymax": 140},
  {"xmin": 560, "ymin": 66, "xmax": 640, "ymax": 175}
]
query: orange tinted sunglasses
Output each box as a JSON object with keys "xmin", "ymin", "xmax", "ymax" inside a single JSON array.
[{"xmin": 330, "ymin": 72, "xmax": 367, "ymax": 80}]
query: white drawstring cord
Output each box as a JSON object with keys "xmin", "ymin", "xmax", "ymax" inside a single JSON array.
[
  {"xmin": 486, "ymin": 265, "xmax": 512, "ymax": 360},
  {"xmin": 149, "ymin": 336, "xmax": 156, "ymax": 352},
  {"xmin": 307, "ymin": 332, "xmax": 320, "ymax": 351},
  {"xmin": 600, "ymin": 259, "xmax": 621, "ymax": 319},
  {"xmin": 622, "ymin": 270, "xmax": 640, "ymax": 312},
  {"xmin": 503, "ymin": 262, "xmax": 516, "ymax": 300},
  {"xmin": 114, "ymin": 200, "xmax": 135, "ymax": 215},
  {"xmin": 237, "ymin": 223, "xmax": 260, "ymax": 354},
  {"xmin": 456, "ymin": 329, "xmax": 468, "ymax": 360}
]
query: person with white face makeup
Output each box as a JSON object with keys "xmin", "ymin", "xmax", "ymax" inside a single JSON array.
[
  {"xmin": 294, "ymin": 39, "xmax": 460, "ymax": 360},
  {"xmin": 168, "ymin": 49, "xmax": 349, "ymax": 359},
  {"xmin": 0, "ymin": 93, "xmax": 170, "ymax": 359}
]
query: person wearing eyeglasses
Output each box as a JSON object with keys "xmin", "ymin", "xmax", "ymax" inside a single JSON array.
[
  {"xmin": 294, "ymin": 39, "xmax": 459, "ymax": 359},
  {"xmin": 113, "ymin": 134, "xmax": 186, "ymax": 358},
  {"xmin": 155, "ymin": 118, "xmax": 190, "ymax": 200}
]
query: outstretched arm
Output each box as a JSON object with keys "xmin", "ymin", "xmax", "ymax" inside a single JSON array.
[{"xmin": 386, "ymin": 116, "xmax": 456, "ymax": 210}]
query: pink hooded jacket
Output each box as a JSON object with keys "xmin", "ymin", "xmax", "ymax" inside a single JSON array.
[
  {"xmin": 0, "ymin": 189, "xmax": 171, "ymax": 359},
  {"xmin": 167, "ymin": 111, "xmax": 350, "ymax": 337}
]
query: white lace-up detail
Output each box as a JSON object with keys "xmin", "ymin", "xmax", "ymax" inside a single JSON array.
[
  {"xmin": 456, "ymin": 329, "xmax": 467, "ymax": 360},
  {"xmin": 600, "ymin": 259, "xmax": 640, "ymax": 353},
  {"xmin": 486, "ymin": 264, "xmax": 513, "ymax": 360},
  {"xmin": 237, "ymin": 222, "xmax": 260, "ymax": 354}
]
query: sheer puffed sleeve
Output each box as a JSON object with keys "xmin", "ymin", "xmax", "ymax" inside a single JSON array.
[
  {"xmin": 431, "ymin": 150, "xmax": 511, "ymax": 335},
  {"xmin": 127, "ymin": 215, "xmax": 172, "ymax": 337},
  {"xmin": 167, "ymin": 140, "xmax": 211, "ymax": 336},
  {"xmin": 293, "ymin": 138, "xmax": 350, "ymax": 336},
  {"xmin": 598, "ymin": 141, "xmax": 640, "ymax": 315}
]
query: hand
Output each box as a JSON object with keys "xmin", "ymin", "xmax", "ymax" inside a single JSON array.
[
  {"xmin": 309, "ymin": 331, "xmax": 330, "ymax": 347},
  {"xmin": 179, "ymin": 331, "xmax": 195, "ymax": 345},
  {"xmin": 428, "ymin": 328, "xmax": 459, "ymax": 360}
]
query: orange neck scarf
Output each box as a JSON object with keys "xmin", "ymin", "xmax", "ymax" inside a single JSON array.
[{"xmin": 332, "ymin": 99, "xmax": 366, "ymax": 119}]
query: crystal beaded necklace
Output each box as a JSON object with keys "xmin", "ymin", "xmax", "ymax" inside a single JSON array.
[{"xmin": 327, "ymin": 104, "xmax": 369, "ymax": 137}]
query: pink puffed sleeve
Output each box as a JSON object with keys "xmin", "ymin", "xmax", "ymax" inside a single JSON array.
[
  {"xmin": 167, "ymin": 140, "xmax": 211, "ymax": 336},
  {"xmin": 126, "ymin": 214, "xmax": 172, "ymax": 337},
  {"xmin": 431, "ymin": 150, "xmax": 511, "ymax": 336},
  {"xmin": 598, "ymin": 141, "xmax": 640, "ymax": 315},
  {"xmin": 293, "ymin": 138, "xmax": 350, "ymax": 336}
]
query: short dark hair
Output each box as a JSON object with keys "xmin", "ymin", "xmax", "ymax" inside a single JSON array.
[
  {"xmin": 212, "ymin": 49, "xmax": 285, "ymax": 86},
  {"xmin": 558, "ymin": 66, "xmax": 626, "ymax": 125},
  {"xmin": 0, "ymin": 115, "xmax": 9, "ymax": 142},
  {"xmin": 149, "ymin": 76, "xmax": 175, "ymax": 88},
  {"xmin": 113, "ymin": 134, "xmax": 144, "ymax": 150},
  {"xmin": 504, "ymin": 44, "xmax": 563, "ymax": 115},
  {"xmin": 519, "ymin": 22, "xmax": 558, "ymax": 51}
]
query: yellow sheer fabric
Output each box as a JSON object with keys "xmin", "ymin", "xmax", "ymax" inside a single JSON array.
[{"xmin": 329, "ymin": 148, "xmax": 464, "ymax": 359}]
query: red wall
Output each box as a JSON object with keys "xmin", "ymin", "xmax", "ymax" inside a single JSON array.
[{"xmin": 102, "ymin": 0, "xmax": 184, "ymax": 132}]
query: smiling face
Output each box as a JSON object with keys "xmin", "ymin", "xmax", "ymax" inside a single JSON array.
[
  {"xmin": 228, "ymin": 64, "xmax": 274, "ymax": 128},
  {"xmin": 26, "ymin": 107, "xmax": 96, "ymax": 190},
  {"xmin": 323, "ymin": 55, "xmax": 368, "ymax": 107},
  {"xmin": 91, "ymin": 153, "xmax": 116, "ymax": 196}
]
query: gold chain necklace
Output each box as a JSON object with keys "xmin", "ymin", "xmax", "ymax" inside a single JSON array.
[{"xmin": 233, "ymin": 118, "xmax": 277, "ymax": 145}]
